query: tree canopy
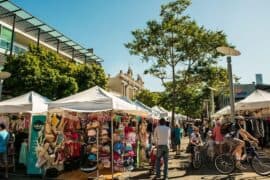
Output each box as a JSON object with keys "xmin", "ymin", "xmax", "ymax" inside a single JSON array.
[
  {"xmin": 126, "ymin": 0, "xmax": 230, "ymax": 123},
  {"xmin": 3, "ymin": 45, "xmax": 107, "ymax": 100},
  {"xmin": 134, "ymin": 89, "xmax": 161, "ymax": 107}
]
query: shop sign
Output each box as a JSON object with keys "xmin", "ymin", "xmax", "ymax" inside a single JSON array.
[{"xmin": 27, "ymin": 115, "xmax": 46, "ymax": 175}]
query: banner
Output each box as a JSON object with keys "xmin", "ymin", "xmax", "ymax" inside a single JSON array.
[{"xmin": 27, "ymin": 115, "xmax": 46, "ymax": 175}]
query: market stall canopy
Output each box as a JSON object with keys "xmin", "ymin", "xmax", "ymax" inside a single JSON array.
[
  {"xmin": 118, "ymin": 96, "xmax": 150, "ymax": 117},
  {"xmin": 49, "ymin": 86, "xmax": 149, "ymax": 116},
  {"xmin": 0, "ymin": 91, "xmax": 51, "ymax": 113},
  {"xmin": 133, "ymin": 100, "xmax": 160, "ymax": 118},
  {"xmin": 212, "ymin": 105, "xmax": 231, "ymax": 118},
  {"xmin": 152, "ymin": 106, "xmax": 169, "ymax": 118},
  {"xmin": 236, "ymin": 89, "xmax": 270, "ymax": 111}
]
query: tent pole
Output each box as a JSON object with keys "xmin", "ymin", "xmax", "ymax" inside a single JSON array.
[{"xmin": 111, "ymin": 111, "xmax": 114, "ymax": 180}]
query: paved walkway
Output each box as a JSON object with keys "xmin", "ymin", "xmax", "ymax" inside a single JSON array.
[
  {"xmin": 122, "ymin": 137, "xmax": 270, "ymax": 180},
  {"xmin": 3, "ymin": 137, "xmax": 270, "ymax": 179}
]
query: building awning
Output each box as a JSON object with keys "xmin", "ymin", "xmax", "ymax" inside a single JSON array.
[{"xmin": 0, "ymin": 0, "xmax": 102, "ymax": 63}]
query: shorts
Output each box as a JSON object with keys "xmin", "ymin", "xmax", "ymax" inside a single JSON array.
[
  {"xmin": 0, "ymin": 152, "xmax": 8, "ymax": 165},
  {"xmin": 224, "ymin": 137, "xmax": 243, "ymax": 148}
]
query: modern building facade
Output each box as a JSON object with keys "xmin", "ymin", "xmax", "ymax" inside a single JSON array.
[
  {"xmin": 108, "ymin": 67, "xmax": 144, "ymax": 99},
  {"xmin": 0, "ymin": 0, "xmax": 101, "ymax": 70}
]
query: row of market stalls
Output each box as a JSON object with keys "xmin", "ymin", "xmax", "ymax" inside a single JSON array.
[
  {"xmin": 213, "ymin": 89, "xmax": 270, "ymax": 148},
  {"xmin": 0, "ymin": 86, "xmax": 179, "ymax": 178}
]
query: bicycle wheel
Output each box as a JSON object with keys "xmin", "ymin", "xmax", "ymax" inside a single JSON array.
[
  {"xmin": 251, "ymin": 156, "xmax": 270, "ymax": 176},
  {"xmin": 192, "ymin": 152, "xmax": 202, "ymax": 169},
  {"xmin": 215, "ymin": 154, "xmax": 235, "ymax": 174}
]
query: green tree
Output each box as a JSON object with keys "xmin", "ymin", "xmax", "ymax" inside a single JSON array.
[
  {"xmin": 135, "ymin": 89, "xmax": 161, "ymax": 107},
  {"xmin": 74, "ymin": 63, "xmax": 108, "ymax": 92},
  {"xmin": 3, "ymin": 45, "xmax": 107, "ymax": 99},
  {"xmin": 126, "ymin": 0, "xmax": 229, "ymax": 125}
]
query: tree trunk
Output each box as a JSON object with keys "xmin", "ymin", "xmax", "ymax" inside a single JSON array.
[{"xmin": 171, "ymin": 64, "xmax": 176, "ymax": 127}]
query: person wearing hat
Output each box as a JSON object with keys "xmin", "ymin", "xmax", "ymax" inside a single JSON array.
[
  {"xmin": 153, "ymin": 118, "xmax": 171, "ymax": 179},
  {"xmin": 223, "ymin": 116, "xmax": 259, "ymax": 170}
]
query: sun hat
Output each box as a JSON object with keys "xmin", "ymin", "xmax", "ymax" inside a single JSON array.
[
  {"xmin": 87, "ymin": 137, "xmax": 97, "ymax": 144},
  {"xmin": 88, "ymin": 129, "xmax": 97, "ymax": 137},
  {"xmin": 90, "ymin": 121, "xmax": 100, "ymax": 128},
  {"xmin": 101, "ymin": 129, "xmax": 109, "ymax": 136},
  {"xmin": 125, "ymin": 143, "xmax": 133, "ymax": 152},
  {"xmin": 114, "ymin": 142, "xmax": 124, "ymax": 155},
  {"xmin": 88, "ymin": 153, "xmax": 97, "ymax": 161}
]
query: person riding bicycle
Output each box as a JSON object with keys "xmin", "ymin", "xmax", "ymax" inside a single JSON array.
[
  {"xmin": 223, "ymin": 116, "xmax": 259, "ymax": 170},
  {"xmin": 190, "ymin": 127, "xmax": 203, "ymax": 159}
]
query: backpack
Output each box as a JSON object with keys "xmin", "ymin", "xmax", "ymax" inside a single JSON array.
[{"xmin": 220, "ymin": 122, "xmax": 233, "ymax": 135}]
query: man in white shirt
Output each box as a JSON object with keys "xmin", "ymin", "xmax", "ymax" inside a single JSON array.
[{"xmin": 154, "ymin": 118, "xmax": 171, "ymax": 179}]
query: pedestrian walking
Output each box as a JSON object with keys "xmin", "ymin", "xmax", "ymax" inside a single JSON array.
[
  {"xmin": 187, "ymin": 124, "xmax": 193, "ymax": 137},
  {"xmin": 173, "ymin": 124, "xmax": 183, "ymax": 155},
  {"xmin": 0, "ymin": 123, "xmax": 10, "ymax": 179},
  {"xmin": 213, "ymin": 118, "xmax": 224, "ymax": 154},
  {"xmin": 154, "ymin": 118, "xmax": 171, "ymax": 179}
]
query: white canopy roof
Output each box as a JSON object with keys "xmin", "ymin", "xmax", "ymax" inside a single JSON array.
[
  {"xmin": 152, "ymin": 106, "xmax": 169, "ymax": 118},
  {"xmin": 213, "ymin": 89, "xmax": 270, "ymax": 117},
  {"xmin": 0, "ymin": 91, "xmax": 51, "ymax": 113},
  {"xmin": 49, "ymin": 86, "xmax": 148, "ymax": 116},
  {"xmin": 236, "ymin": 89, "xmax": 270, "ymax": 111},
  {"xmin": 212, "ymin": 105, "xmax": 231, "ymax": 117}
]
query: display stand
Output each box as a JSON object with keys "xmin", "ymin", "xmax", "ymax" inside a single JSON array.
[{"xmin": 87, "ymin": 129, "xmax": 100, "ymax": 180}]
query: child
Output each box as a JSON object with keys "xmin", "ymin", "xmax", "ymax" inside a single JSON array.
[{"xmin": 205, "ymin": 130, "xmax": 215, "ymax": 161}]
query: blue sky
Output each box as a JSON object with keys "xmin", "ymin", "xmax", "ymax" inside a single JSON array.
[{"xmin": 12, "ymin": 0, "xmax": 270, "ymax": 91}]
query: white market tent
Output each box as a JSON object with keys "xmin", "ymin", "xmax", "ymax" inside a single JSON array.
[
  {"xmin": 119, "ymin": 96, "xmax": 149, "ymax": 116},
  {"xmin": 212, "ymin": 105, "xmax": 231, "ymax": 117},
  {"xmin": 49, "ymin": 86, "xmax": 149, "ymax": 116},
  {"xmin": 152, "ymin": 106, "xmax": 168, "ymax": 118},
  {"xmin": 0, "ymin": 91, "xmax": 51, "ymax": 113},
  {"xmin": 213, "ymin": 89, "xmax": 270, "ymax": 117},
  {"xmin": 133, "ymin": 100, "xmax": 160, "ymax": 119},
  {"xmin": 236, "ymin": 89, "xmax": 270, "ymax": 111}
]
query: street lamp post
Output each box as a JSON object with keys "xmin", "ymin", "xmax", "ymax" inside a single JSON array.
[
  {"xmin": 216, "ymin": 47, "xmax": 240, "ymax": 123},
  {"xmin": 0, "ymin": 71, "xmax": 11, "ymax": 101},
  {"xmin": 208, "ymin": 86, "xmax": 217, "ymax": 117}
]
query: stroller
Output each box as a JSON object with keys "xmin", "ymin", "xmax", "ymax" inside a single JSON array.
[{"xmin": 149, "ymin": 145, "xmax": 163, "ymax": 174}]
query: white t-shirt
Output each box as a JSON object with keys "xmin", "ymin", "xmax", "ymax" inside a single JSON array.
[{"xmin": 154, "ymin": 125, "xmax": 171, "ymax": 148}]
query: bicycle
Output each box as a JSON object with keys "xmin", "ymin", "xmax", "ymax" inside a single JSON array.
[
  {"xmin": 191, "ymin": 145, "xmax": 202, "ymax": 169},
  {"xmin": 215, "ymin": 140, "xmax": 270, "ymax": 176}
]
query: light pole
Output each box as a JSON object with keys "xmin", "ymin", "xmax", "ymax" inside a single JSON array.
[
  {"xmin": 216, "ymin": 46, "xmax": 240, "ymax": 122},
  {"xmin": 0, "ymin": 71, "xmax": 11, "ymax": 101},
  {"xmin": 208, "ymin": 86, "xmax": 217, "ymax": 117}
]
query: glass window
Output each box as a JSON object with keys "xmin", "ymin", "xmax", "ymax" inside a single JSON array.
[
  {"xmin": 40, "ymin": 25, "xmax": 52, "ymax": 32},
  {"xmin": 27, "ymin": 18, "xmax": 42, "ymax": 26},
  {"xmin": 15, "ymin": 11, "xmax": 32, "ymax": 19},
  {"xmin": 59, "ymin": 36, "xmax": 68, "ymax": 42},
  {"xmin": 49, "ymin": 31, "xmax": 61, "ymax": 37},
  {"xmin": 66, "ymin": 41, "xmax": 75, "ymax": 46},
  {"xmin": 1, "ymin": 1, "xmax": 18, "ymax": 11},
  {"xmin": 1, "ymin": 26, "xmax": 12, "ymax": 42}
]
